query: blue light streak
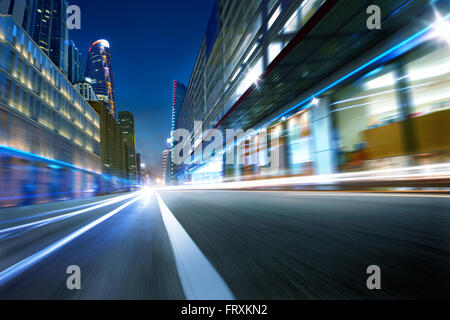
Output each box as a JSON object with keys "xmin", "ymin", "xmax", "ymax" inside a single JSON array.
[{"xmin": 0, "ymin": 192, "xmax": 144, "ymax": 287}]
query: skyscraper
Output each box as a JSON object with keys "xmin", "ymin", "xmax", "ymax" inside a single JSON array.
[
  {"xmin": 32, "ymin": 0, "xmax": 68, "ymax": 73},
  {"xmin": 136, "ymin": 153, "xmax": 142, "ymax": 185},
  {"xmin": 67, "ymin": 40, "xmax": 83, "ymax": 84},
  {"xmin": 89, "ymin": 101, "xmax": 127, "ymax": 179},
  {"xmin": 162, "ymin": 149, "xmax": 170, "ymax": 186},
  {"xmin": 85, "ymin": 39, "xmax": 116, "ymax": 117},
  {"xmin": 172, "ymin": 80, "xmax": 187, "ymax": 132},
  {"xmin": 118, "ymin": 111, "xmax": 137, "ymax": 181},
  {"xmin": 0, "ymin": 0, "xmax": 36, "ymax": 35},
  {"xmin": 170, "ymin": 80, "xmax": 186, "ymax": 184}
]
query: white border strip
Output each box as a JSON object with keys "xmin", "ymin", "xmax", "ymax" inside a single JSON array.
[{"xmin": 156, "ymin": 192, "xmax": 235, "ymax": 300}]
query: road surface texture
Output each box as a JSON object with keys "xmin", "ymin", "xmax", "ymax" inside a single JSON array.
[{"xmin": 0, "ymin": 189, "xmax": 448, "ymax": 299}]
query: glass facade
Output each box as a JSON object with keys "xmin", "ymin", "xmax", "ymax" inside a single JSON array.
[
  {"xmin": 177, "ymin": 0, "xmax": 450, "ymax": 186},
  {"xmin": 32, "ymin": 0, "xmax": 68, "ymax": 73},
  {"xmin": 331, "ymin": 43, "xmax": 450, "ymax": 172},
  {"xmin": 0, "ymin": 15, "xmax": 101, "ymax": 171}
]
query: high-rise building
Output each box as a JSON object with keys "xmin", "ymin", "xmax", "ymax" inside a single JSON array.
[
  {"xmin": 89, "ymin": 101, "xmax": 127, "ymax": 179},
  {"xmin": 85, "ymin": 39, "xmax": 115, "ymax": 117},
  {"xmin": 162, "ymin": 149, "xmax": 170, "ymax": 186},
  {"xmin": 136, "ymin": 153, "xmax": 142, "ymax": 184},
  {"xmin": 172, "ymin": 80, "xmax": 187, "ymax": 132},
  {"xmin": 118, "ymin": 111, "xmax": 137, "ymax": 181},
  {"xmin": 0, "ymin": 15, "xmax": 101, "ymax": 172},
  {"xmin": 74, "ymin": 80, "xmax": 98, "ymax": 102},
  {"xmin": 170, "ymin": 80, "xmax": 186, "ymax": 184},
  {"xmin": 32, "ymin": 0, "xmax": 68, "ymax": 73},
  {"xmin": 67, "ymin": 40, "xmax": 83, "ymax": 84},
  {"xmin": 175, "ymin": 0, "xmax": 450, "ymax": 185},
  {"xmin": 0, "ymin": 0, "xmax": 36, "ymax": 35}
]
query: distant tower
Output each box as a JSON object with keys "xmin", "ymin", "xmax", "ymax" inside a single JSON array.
[
  {"xmin": 67, "ymin": 40, "xmax": 84, "ymax": 84},
  {"xmin": 86, "ymin": 39, "xmax": 116, "ymax": 117},
  {"xmin": 32, "ymin": 0, "xmax": 69, "ymax": 73},
  {"xmin": 162, "ymin": 149, "xmax": 171, "ymax": 185},
  {"xmin": 172, "ymin": 80, "xmax": 187, "ymax": 132},
  {"xmin": 118, "ymin": 111, "xmax": 137, "ymax": 181}
]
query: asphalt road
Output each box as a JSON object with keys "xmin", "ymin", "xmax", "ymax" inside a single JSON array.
[{"xmin": 0, "ymin": 189, "xmax": 448, "ymax": 299}]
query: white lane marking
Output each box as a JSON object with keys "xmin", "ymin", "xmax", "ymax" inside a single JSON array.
[
  {"xmin": 0, "ymin": 192, "xmax": 139, "ymax": 235},
  {"xmin": 156, "ymin": 192, "xmax": 235, "ymax": 300},
  {"xmin": 0, "ymin": 193, "xmax": 144, "ymax": 287}
]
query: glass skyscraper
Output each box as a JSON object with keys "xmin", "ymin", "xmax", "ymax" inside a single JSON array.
[
  {"xmin": 172, "ymin": 80, "xmax": 187, "ymax": 131},
  {"xmin": 32, "ymin": 0, "xmax": 68, "ymax": 74},
  {"xmin": 85, "ymin": 39, "xmax": 116, "ymax": 118}
]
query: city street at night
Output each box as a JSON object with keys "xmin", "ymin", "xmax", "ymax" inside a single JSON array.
[
  {"xmin": 1, "ymin": 0, "xmax": 450, "ymax": 308},
  {"xmin": 0, "ymin": 190, "xmax": 448, "ymax": 299}
]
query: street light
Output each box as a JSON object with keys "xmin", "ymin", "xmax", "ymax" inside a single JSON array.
[
  {"xmin": 312, "ymin": 97, "xmax": 320, "ymax": 107},
  {"xmin": 433, "ymin": 11, "xmax": 450, "ymax": 45}
]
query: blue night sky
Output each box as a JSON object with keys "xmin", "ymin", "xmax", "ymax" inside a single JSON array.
[{"xmin": 69, "ymin": 0, "xmax": 214, "ymax": 177}]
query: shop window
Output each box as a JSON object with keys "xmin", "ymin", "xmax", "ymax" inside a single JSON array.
[{"xmin": 405, "ymin": 45, "xmax": 450, "ymax": 116}]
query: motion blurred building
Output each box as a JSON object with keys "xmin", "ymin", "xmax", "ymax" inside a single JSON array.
[
  {"xmin": 174, "ymin": 0, "xmax": 450, "ymax": 185},
  {"xmin": 67, "ymin": 40, "xmax": 84, "ymax": 84},
  {"xmin": 136, "ymin": 152, "xmax": 142, "ymax": 184},
  {"xmin": 162, "ymin": 149, "xmax": 171, "ymax": 186},
  {"xmin": 0, "ymin": 15, "xmax": 102, "ymax": 204},
  {"xmin": 32, "ymin": 0, "xmax": 68, "ymax": 74},
  {"xmin": 118, "ymin": 111, "xmax": 137, "ymax": 181},
  {"xmin": 85, "ymin": 39, "xmax": 115, "ymax": 117},
  {"xmin": 89, "ymin": 101, "xmax": 127, "ymax": 179}
]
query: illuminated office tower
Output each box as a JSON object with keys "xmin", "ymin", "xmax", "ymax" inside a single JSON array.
[
  {"xmin": 85, "ymin": 39, "xmax": 115, "ymax": 117},
  {"xmin": 89, "ymin": 101, "xmax": 127, "ymax": 179},
  {"xmin": 32, "ymin": 0, "xmax": 68, "ymax": 73},
  {"xmin": 118, "ymin": 111, "xmax": 137, "ymax": 181}
]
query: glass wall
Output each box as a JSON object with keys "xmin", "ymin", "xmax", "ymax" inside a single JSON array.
[{"xmin": 331, "ymin": 42, "xmax": 450, "ymax": 172}]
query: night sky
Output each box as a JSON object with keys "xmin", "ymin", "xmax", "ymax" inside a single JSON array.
[{"xmin": 69, "ymin": 0, "xmax": 214, "ymax": 177}]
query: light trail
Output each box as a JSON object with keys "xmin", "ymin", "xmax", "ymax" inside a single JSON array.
[
  {"xmin": 0, "ymin": 192, "xmax": 145, "ymax": 287},
  {"xmin": 0, "ymin": 196, "xmax": 119, "ymax": 226},
  {"xmin": 0, "ymin": 192, "xmax": 140, "ymax": 236},
  {"xmin": 160, "ymin": 163, "xmax": 450, "ymax": 191}
]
